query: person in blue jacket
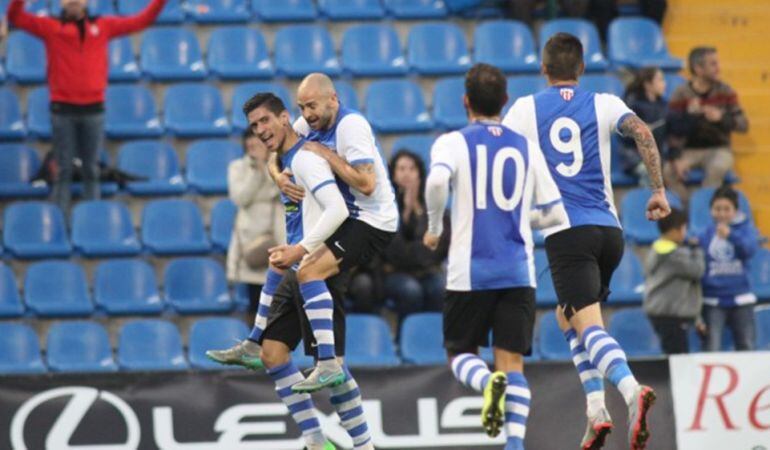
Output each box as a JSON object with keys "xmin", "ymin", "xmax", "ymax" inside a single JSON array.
[{"xmin": 699, "ymin": 185, "xmax": 759, "ymax": 351}]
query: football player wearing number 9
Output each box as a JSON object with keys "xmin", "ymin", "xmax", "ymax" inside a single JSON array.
[
  {"xmin": 502, "ymin": 33, "xmax": 671, "ymax": 450},
  {"xmin": 423, "ymin": 63, "xmax": 568, "ymax": 450}
]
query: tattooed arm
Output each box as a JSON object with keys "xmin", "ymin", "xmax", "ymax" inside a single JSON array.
[{"xmin": 302, "ymin": 140, "xmax": 377, "ymax": 196}]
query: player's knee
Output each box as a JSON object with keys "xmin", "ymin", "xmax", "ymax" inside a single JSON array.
[
  {"xmin": 296, "ymin": 264, "xmax": 318, "ymax": 283},
  {"xmin": 260, "ymin": 342, "xmax": 291, "ymax": 369}
]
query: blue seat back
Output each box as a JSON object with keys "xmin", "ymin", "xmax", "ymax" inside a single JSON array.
[
  {"xmin": 539, "ymin": 19, "xmax": 607, "ymax": 69},
  {"xmin": 118, "ymin": 0, "xmax": 183, "ymax": 22},
  {"xmin": 608, "ymin": 308, "xmax": 662, "ymax": 357},
  {"xmin": 71, "ymin": 200, "xmax": 137, "ymax": 247},
  {"xmin": 504, "ymin": 75, "xmax": 547, "ymax": 113},
  {"xmin": 4, "ymin": 201, "xmax": 68, "ymax": 248},
  {"xmin": 341, "ymin": 24, "xmax": 405, "ymax": 75},
  {"xmin": 142, "ymin": 199, "xmax": 208, "ymax": 244},
  {"xmin": 345, "ymin": 314, "xmax": 399, "ymax": 366},
  {"xmin": 117, "ymin": 140, "xmax": 183, "ymax": 181},
  {"xmin": 580, "ymin": 74, "xmax": 625, "ymax": 96},
  {"xmin": 95, "ymin": 259, "xmax": 162, "ymax": 311},
  {"xmin": 274, "ymin": 25, "xmax": 339, "ymax": 75},
  {"xmin": 27, "ymin": 87, "xmax": 51, "ymax": 137},
  {"xmin": 231, "ymin": 82, "xmax": 293, "ymax": 130},
  {"xmin": 319, "ymin": 0, "xmax": 384, "ymax": 20},
  {"xmin": 474, "ymin": 20, "xmax": 538, "ymax": 71},
  {"xmin": 108, "ymin": 37, "xmax": 140, "ymax": 80},
  {"xmin": 211, "ymin": 198, "xmax": 236, "ymax": 250},
  {"xmin": 6, "ymin": 32, "xmax": 46, "ymax": 83},
  {"xmin": 106, "ymin": 85, "xmax": 160, "ymax": 128},
  {"xmin": 0, "ymin": 264, "xmax": 24, "ymax": 316},
  {"xmin": 164, "ymin": 83, "xmax": 227, "ymax": 127},
  {"xmin": 335, "ymin": 81, "xmax": 359, "ymax": 111},
  {"xmin": 383, "ymin": 0, "xmax": 447, "ymax": 18},
  {"xmin": 0, "ymin": 323, "xmax": 45, "ymax": 373},
  {"xmin": 141, "ymin": 28, "xmax": 205, "ymax": 74},
  {"xmin": 390, "ymin": 134, "xmax": 434, "ymax": 168},
  {"xmin": 189, "ymin": 318, "xmax": 250, "ymax": 369},
  {"xmin": 608, "ymin": 17, "xmax": 674, "ymax": 62},
  {"xmin": 251, "ymin": 0, "xmax": 316, "ymax": 21},
  {"xmin": 664, "ymin": 74, "xmax": 686, "ymax": 100},
  {"xmin": 189, "ymin": 0, "xmax": 249, "ymax": 20},
  {"xmin": 689, "ymin": 187, "xmax": 753, "ymax": 237},
  {"xmin": 25, "ymin": 261, "xmax": 90, "ymax": 308},
  {"xmin": 207, "ymin": 27, "xmax": 271, "ymax": 74},
  {"xmin": 118, "ymin": 320, "xmax": 188, "ymax": 370},
  {"xmin": 751, "ymin": 249, "xmax": 770, "ymax": 302},
  {"xmin": 47, "ymin": 322, "xmax": 117, "ymax": 372},
  {"xmin": 432, "ymin": 77, "xmax": 466, "ymax": 129},
  {"xmin": 0, "ymin": 88, "xmax": 26, "ymax": 136},
  {"xmin": 164, "ymin": 257, "xmax": 230, "ymax": 302},
  {"xmin": 400, "ymin": 313, "xmax": 444, "ymax": 364},
  {"xmin": 621, "ymin": 188, "xmax": 682, "ymax": 244},
  {"xmin": 186, "ymin": 139, "xmax": 242, "ymax": 192},
  {"xmin": 755, "ymin": 307, "xmax": 770, "ymax": 350},
  {"xmin": 365, "ymin": 80, "xmax": 431, "ymax": 129},
  {"xmin": 537, "ymin": 312, "xmax": 572, "ymax": 360},
  {"xmin": 407, "ymin": 23, "xmax": 470, "ymax": 73},
  {"xmin": 0, "ymin": 145, "xmax": 40, "ymax": 184},
  {"xmin": 608, "ymin": 249, "xmax": 645, "ymax": 304}
]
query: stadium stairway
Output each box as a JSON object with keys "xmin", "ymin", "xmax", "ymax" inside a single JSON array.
[{"xmin": 664, "ymin": 0, "xmax": 770, "ymax": 237}]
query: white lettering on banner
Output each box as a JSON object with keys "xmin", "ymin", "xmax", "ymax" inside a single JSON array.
[
  {"xmin": 11, "ymin": 389, "xmax": 502, "ymax": 449},
  {"xmin": 670, "ymin": 352, "xmax": 770, "ymax": 450}
]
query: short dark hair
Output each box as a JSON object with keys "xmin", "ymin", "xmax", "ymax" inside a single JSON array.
[
  {"xmin": 657, "ymin": 208, "xmax": 688, "ymax": 234},
  {"xmin": 542, "ymin": 33, "xmax": 584, "ymax": 81},
  {"xmin": 688, "ymin": 47, "xmax": 716, "ymax": 75},
  {"xmin": 465, "ymin": 63, "xmax": 507, "ymax": 117},
  {"xmin": 242, "ymin": 92, "xmax": 286, "ymax": 118},
  {"xmin": 710, "ymin": 185, "xmax": 739, "ymax": 209}
]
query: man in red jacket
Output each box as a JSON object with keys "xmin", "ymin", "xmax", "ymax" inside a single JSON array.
[{"xmin": 7, "ymin": 0, "xmax": 165, "ymax": 212}]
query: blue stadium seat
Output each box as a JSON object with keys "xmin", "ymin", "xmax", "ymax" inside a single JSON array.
[
  {"xmin": 433, "ymin": 77, "xmax": 467, "ymax": 130},
  {"xmin": 335, "ymin": 81, "xmax": 360, "ymax": 111},
  {"xmin": 400, "ymin": 312, "xmax": 445, "ymax": 365},
  {"xmin": 580, "ymin": 74, "xmax": 625, "ymax": 96},
  {"xmin": 610, "ymin": 134, "xmax": 638, "ymax": 186},
  {"xmin": 71, "ymin": 200, "xmax": 141, "ymax": 257},
  {"xmin": 390, "ymin": 135, "xmax": 434, "ymax": 168},
  {"xmin": 187, "ymin": 139, "xmax": 241, "ymax": 194},
  {"xmin": 0, "ymin": 323, "xmax": 45, "ymax": 374},
  {"xmin": 345, "ymin": 314, "xmax": 400, "ymax": 366},
  {"xmin": 0, "ymin": 144, "xmax": 48, "ymax": 198},
  {"xmin": 755, "ymin": 307, "xmax": 770, "ymax": 350},
  {"xmin": 118, "ymin": 320, "xmax": 188, "ymax": 371},
  {"xmin": 117, "ymin": 141, "xmax": 187, "ymax": 195},
  {"xmin": 607, "ymin": 308, "xmax": 662, "ymax": 357},
  {"xmin": 51, "ymin": 0, "xmax": 114, "ymax": 15},
  {"xmin": 365, "ymin": 80, "xmax": 433, "ymax": 133},
  {"xmin": 621, "ymin": 188, "xmax": 683, "ymax": 244},
  {"xmin": 231, "ymin": 82, "xmax": 294, "ymax": 131},
  {"xmin": 164, "ymin": 84, "xmax": 230, "ymax": 137},
  {"xmin": 0, "ymin": 61, "xmax": 5, "ymax": 83},
  {"xmin": 319, "ymin": 0, "xmax": 384, "ymax": 20},
  {"xmin": 211, "ymin": 198, "xmax": 236, "ymax": 252},
  {"xmin": 407, "ymin": 23, "xmax": 471, "ymax": 75},
  {"xmin": 341, "ymin": 24, "xmax": 407, "ymax": 77},
  {"xmin": 118, "ymin": 0, "xmax": 184, "ymax": 23},
  {"xmin": 474, "ymin": 20, "xmax": 539, "ymax": 73},
  {"xmin": 109, "ymin": 37, "xmax": 141, "ymax": 82},
  {"xmin": 3, "ymin": 202, "xmax": 71, "ymax": 258},
  {"xmin": 142, "ymin": 199, "xmax": 211, "ymax": 255},
  {"xmin": 188, "ymin": 0, "xmax": 250, "ymax": 22},
  {"xmin": 537, "ymin": 312, "xmax": 571, "ymax": 360},
  {"xmin": 689, "ymin": 326, "xmax": 734, "ymax": 352},
  {"xmin": 0, "ymin": 264, "xmax": 25, "ymax": 317},
  {"xmin": 274, "ymin": 25, "xmax": 340, "ymax": 78},
  {"xmin": 105, "ymin": 85, "xmax": 163, "ymax": 138},
  {"xmin": 383, "ymin": 0, "xmax": 447, "ymax": 18},
  {"xmin": 608, "ymin": 18, "xmax": 683, "ymax": 70},
  {"xmin": 95, "ymin": 259, "xmax": 164, "ymax": 315},
  {"xmin": 141, "ymin": 28, "xmax": 207, "ymax": 81},
  {"xmin": 46, "ymin": 322, "xmax": 117, "ymax": 373},
  {"xmin": 504, "ymin": 75, "xmax": 547, "ymax": 113},
  {"xmin": 664, "ymin": 73, "xmax": 686, "ymax": 100},
  {"xmin": 6, "ymin": 32, "xmax": 46, "ymax": 84},
  {"xmin": 251, "ymin": 0, "xmax": 316, "ymax": 21},
  {"xmin": 25, "ymin": 261, "xmax": 94, "ymax": 317},
  {"xmin": 27, "ymin": 87, "xmax": 51, "ymax": 139},
  {"xmin": 689, "ymin": 187, "xmax": 753, "ymax": 237},
  {"xmin": 751, "ymin": 249, "xmax": 770, "ymax": 302},
  {"xmin": 539, "ymin": 19, "xmax": 608, "ymax": 71},
  {"xmin": 189, "ymin": 318, "xmax": 249, "ymax": 369},
  {"xmin": 0, "ymin": 88, "xmax": 27, "ymax": 139},
  {"xmin": 609, "ymin": 250, "xmax": 644, "ymax": 304},
  {"xmin": 207, "ymin": 27, "xmax": 274, "ymax": 79},
  {"xmin": 164, "ymin": 257, "xmax": 233, "ymax": 313}
]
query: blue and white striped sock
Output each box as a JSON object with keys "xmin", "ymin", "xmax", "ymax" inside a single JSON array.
[
  {"xmin": 299, "ymin": 280, "xmax": 336, "ymax": 360},
  {"xmin": 330, "ymin": 366, "xmax": 373, "ymax": 450},
  {"xmin": 450, "ymin": 353, "xmax": 491, "ymax": 393},
  {"xmin": 267, "ymin": 361, "xmax": 325, "ymax": 447},
  {"xmin": 565, "ymin": 328, "xmax": 606, "ymax": 416},
  {"xmin": 248, "ymin": 268, "xmax": 283, "ymax": 342},
  {"xmin": 504, "ymin": 372, "xmax": 530, "ymax": 450},
  {"xmin": 582, "ymin": 325, "xmax": 639, "ymax": 405}
]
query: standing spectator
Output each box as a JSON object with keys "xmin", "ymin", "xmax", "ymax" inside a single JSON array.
[
  {"xmin": 7, "ymin": 0, "xmax": 166, "ymax": 213},
  {"xmin": 643, "ymin": 209, "xmax": 705, "ymax": 354},
  {"xmin": 620, "ymin": 67, "xmax": 668, "ymax": 186},
  {"xmin": 382, "ymin": 150, "xmax": 449, "ymax": 322},
  {"xmin": 665, "ymin": 47, "xmax": 749, "ymax": 203},
  {"xmin": 227, "ymin": 131, "xmax": 285, "ymax": 324},
  {"xmin": 699, "ymin": 186, "xmax": 759, "ymax": 351}
]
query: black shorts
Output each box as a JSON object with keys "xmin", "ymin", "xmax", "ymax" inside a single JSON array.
[
  {"xmin": 443, "ymin": 287, "xmax": 536, "ymax": 356},
  {"xmin": 259, "ymin": 270, "xmax": 349, "ymax": 358},
  {"xmin": 544, "ymin": 225, "xmax": 624, "ymax": 318},
  {"xmin": 325, "ymin": 219, "xmax": 395, "ymax": 271}
]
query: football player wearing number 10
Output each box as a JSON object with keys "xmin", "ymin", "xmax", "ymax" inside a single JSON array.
[
  {"xmin": 503, "ymin": 33, "xmax": 671, "ymax": 450},
  {"xmin": 423, "ymin": 63, "xmax": 568, "ymax": 450}
]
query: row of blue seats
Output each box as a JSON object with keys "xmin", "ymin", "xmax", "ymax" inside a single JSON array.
[
  {"xmin": 1, "ymin": 17, "xmax": 680, "ymax": 85},
  {"xmin": 0, "ymin": 72, "xmax": 687, "ymax": 140},
  {"xmin": 3, "ymin": 306, "xmax": 770, "ymax": 374},
  {"xmin": 0, "ymin": 0, "xmax": 476, "ymax": 24}
]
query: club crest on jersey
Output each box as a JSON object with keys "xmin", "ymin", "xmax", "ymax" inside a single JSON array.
[
  {"xmin": 560, "ymin": 88, "xmax": 574, "ymax": 101},
  {"xmin": 487, "ymin": 126, "xmax": 503, "ymax": 137}
]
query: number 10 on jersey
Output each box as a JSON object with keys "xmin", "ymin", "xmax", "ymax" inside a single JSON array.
[{"xmin": 475, "ymin": 145, "xmax": 525, "ymax": 212}]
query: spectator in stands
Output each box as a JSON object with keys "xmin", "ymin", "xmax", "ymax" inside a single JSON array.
[
  {"xmin": 227, "ymin": 130, "xmax": 285, "ymax": 324},
  {"xmin": 643, "ymin": 208, "xmax": 705, "ymax": 354},
  {"xmin": 621, "ymin": 67, "xmax": 668, "ymax": 186},
  {"xmin": 7, "ymin": 0, "xmax": 166, "ymax": 213},
  {"xmin": 665, "ymin": 47, "xmax": 749, "ymax": 203},
  {"xmin": 699, "ymin": 186, "xmax": 759, "ymax": 351}
]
